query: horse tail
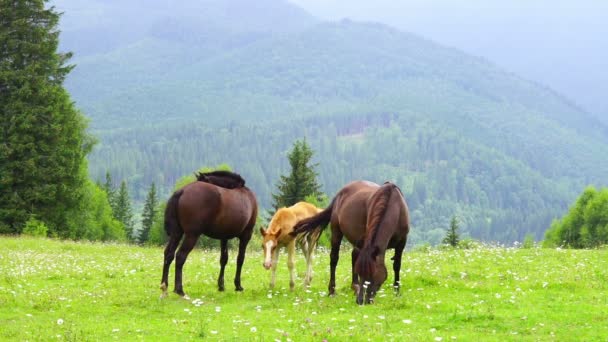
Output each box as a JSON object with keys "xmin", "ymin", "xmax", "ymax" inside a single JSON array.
[
  {"xmin": 164, "ymin": 189, "xmax": 184, "ymax": 236},
  {"xmin": 355, "ymin": 182, "xmax": 398, "ymax": 279},
  {"xmin": 290, "ymin": 196, "xmax": 337, "ymax": 237}
]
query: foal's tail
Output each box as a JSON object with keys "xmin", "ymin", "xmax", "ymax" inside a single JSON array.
[
  {"xmin": 290, "ymin": 196, "xmax": 336, "ymax": 237},
  {"xmin": 164, "ymin": 189, "xmax": 184, "ymax": 236}
]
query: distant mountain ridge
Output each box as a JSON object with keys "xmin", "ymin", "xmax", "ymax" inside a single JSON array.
[{"xmin": 53, "ymin": 0, "xmax": 608, "ymax": 244}]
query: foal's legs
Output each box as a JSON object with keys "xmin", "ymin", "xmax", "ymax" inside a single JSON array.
[
  {"xmin": 287, "ymin": 240, "xmax": 296, "ymax": 290},
  {"xmin": 174, "ymin": 234, "xmax": 199, "ymax": 298},
  {"xmin": 218, "ymin": 239, "xmax": 229, "ymax": 291},
  {"xmin": 392, "ymin": 239, "xmax": 406, "ymax": 294},
  {"xmin": 328, "ymin": 228, "xmax": 343, "ymax": 296},
  {"xmin": 160, "ymin": 230, "xmax": 183, "ymax": 298},
  {"xmin": 234, "ymin": 230, "xmax": 252, "ymax": 291},
  {"xmin": 270, "ymin": 248, "xmax": 279, "ymax": 288},
  {"xmin": 303, "ymin": 236, "xmax": 315, "ymax": 286}
]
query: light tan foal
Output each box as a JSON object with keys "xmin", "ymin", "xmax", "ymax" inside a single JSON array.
[{"xmin": 260, "ymin": 202, "xmax": 322, "ymax": 290}]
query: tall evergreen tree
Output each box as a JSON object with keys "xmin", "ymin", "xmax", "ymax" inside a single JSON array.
[
  {"xmin": 139, "ymin": 182, "xmax": 158, "ymax": 244},
  {"xmin": 0, "ymin": 0, "xmax": 95, "ymax": 234},
  {"xmin": 114, "ymin": 180, "xmax": 134, "ymax": 241},
  {"xmin": 102, "ymin": 171, "xmax": 117, "ymax": 212},
  {"xmin": 271, "ymin": 139, "xmax": 322, "ymax": 210},
  {"xmin": 443, "ymin": 216, "xmax": 461, "ymax": 247}
]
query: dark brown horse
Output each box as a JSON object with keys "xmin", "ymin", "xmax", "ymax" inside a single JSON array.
[
  {"xmin": 292, "ymin": 181, "xmax": 409, "ymax": 305},
  {"xmin": 160, "ymin": 171, "xmax": 258, "ymax": 299}
]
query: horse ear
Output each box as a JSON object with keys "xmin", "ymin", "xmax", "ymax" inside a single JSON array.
[{"xmin": 259, "ymin": 227, "xmax": 266, "ymax": 236}]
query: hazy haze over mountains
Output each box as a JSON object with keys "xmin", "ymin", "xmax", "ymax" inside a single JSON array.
[
  {"xmin": 288, "ymin": 0, "xmax": 608, "ymax": 123},
  {"xmin": 50, "ymin": 0, "xmax": 608, "ymax": 244}
]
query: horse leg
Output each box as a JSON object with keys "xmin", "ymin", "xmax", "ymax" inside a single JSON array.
[
  {"xmin": 351, "ymin": 247, "xmax": 360, "ymax": 295},
  {"xmin": 217, "ymin": 239, "xmax": 228, "ymax": 291},
  {"xmin": 173, "ymin": 234, "xmax": 199, "ymax": 298},
  {"xmin": 234, "ymin": 233, "xmax": 251, "ymax": 291},
  {"xmin": 328, "ymin": 229, "xmax": 343, "ymax": 296},
  {"xmin": 270, "ymin": 248, "xmax": 279, "ymax": 289},
  {"xmin": 160, "ymin": 230, "xmax": 183, "ymax": 298},
  {"xmin": 392, "ymin": 239, "xmax": 406, "ymax": 294},
  {"xmin": 304, "ymin": 237, "xmax": 314, "ymax": 286},
  {"xmin": 287, "ymin": 240, "xmax": 296, "ymax": 290}
]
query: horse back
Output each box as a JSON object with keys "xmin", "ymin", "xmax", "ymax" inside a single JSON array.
[
  {"xmin": 269, "ymin": 202, "xmax": 320, "ymax": 240},
  {"xmin": 334, "ymin": 181, "xmax": 381, "ymax": 244},
  {"xmin": 178, "ymin": 182, "xmax": 257, "ymax": 238},
  {"xmin": 367, "ymin": 183, "xmax": 410, "ymax": 244}
]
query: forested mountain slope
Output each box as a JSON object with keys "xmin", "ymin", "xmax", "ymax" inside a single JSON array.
[{"xmin": 54, "ymin": 0, "xmax": 608, "ymax": 244}]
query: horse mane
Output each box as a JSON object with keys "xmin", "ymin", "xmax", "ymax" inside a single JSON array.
[
  {"xmin": 195, "ymin": 170, "xmax": 246, "ymax": 189},
  {"xmin": 355, "ymin": 182, "xmax": 399, "ymax": 279}
]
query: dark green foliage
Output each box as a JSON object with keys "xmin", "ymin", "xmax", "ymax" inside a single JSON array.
[
  {"xmin": 74, "ymin": 179, "xmax": 125, "ymax": 241},
  {"xmin": 0, "ymin": 0, "xmax": 95, "ymax": 235},
  {"xmin": 271, "ymin": 139, "xmax": 322, "ymax": 210},
  {"xmin": 139, "ymin": 182, "xmax": 157, "ymax": 244},
  {"xmin": 443, "ymin": 216, "xmax": 460, "ymax": 247},
  {"xmin": 114, "ymin": 181, "xmax": 134, "ymax": 241},
  {"xmin": 147, "ymin": 202, "xmax": 167, "ymax": 246},
  {"xmin": 544, "ymin": 186, "xmax": 608, "ymax": 248},
  {"xmin": 87, "ymin": 113, "xmax": 584, "ymax": 245}
]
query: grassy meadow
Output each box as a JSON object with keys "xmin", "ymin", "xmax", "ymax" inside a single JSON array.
[{"xmin": 1, "ymin": 237, "xmax": 607, "ymax": 341}]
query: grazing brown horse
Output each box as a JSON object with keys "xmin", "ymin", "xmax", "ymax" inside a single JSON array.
[
  {"xmin": 292, "ymin": 181, "xmax": 409, "ymax": 305},
  {"xmin": 260, "ymin": 202, "xmax": 322, "ymax": 290},
  {"xmin": 160, "ymin": 171, "xmax": 258, "ymax": 299}
]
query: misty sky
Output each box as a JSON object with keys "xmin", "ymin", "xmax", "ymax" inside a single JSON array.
[{"xmin": 287, "ymin": 0, "xmax": 608, "ymax": 118}]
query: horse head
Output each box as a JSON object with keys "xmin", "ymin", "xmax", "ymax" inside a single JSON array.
[{"xmin": 260, "ymin": 227, "xmax": 279, "ymax": 270}]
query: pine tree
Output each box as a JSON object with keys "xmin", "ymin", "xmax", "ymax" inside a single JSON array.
[
  {"xmin": 139, "ymin": 182, "xmax": 158, "ymax": 244},
  {"xmin": 271, "ymin": 139, "xmax": 322, "ymax": 210},
  {"xmin": 0, "ymin": 0, "xmax": 95, "ymax": 234},
  {"xmin": 102, "ymin": 171, "xmax": 117, "ymax": 212},
  {"xmin": 443, "ymin": 216, "xmax": 460, "ymax": 247},
  {"xmin": 115, "ymin": 181, "xmax": 134, "ymax": 241}
]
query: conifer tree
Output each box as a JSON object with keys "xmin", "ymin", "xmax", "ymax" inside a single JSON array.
[
  {"xmin": 102, "ymin": 171, "xmax": 117, "ymax": 212},
  {"xmin": 139, "ymin": 182, "xmax": 158, "ymax": 244},
  {"xmin": 115, "ymin": 180, "xmax": 134, "ymax": 241},
  {"xmin": 0, "ymin": 0, "xmax": 95, "ymax": 234},
  {"xmin": 271, "ymin": 139, "xmax": 322, "ymax": 210},
  {"xmin": 443, "ymin": 216, "xmax": 460, "ymax": 247}
]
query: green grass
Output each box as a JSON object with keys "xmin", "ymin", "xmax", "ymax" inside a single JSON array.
[{"xmin": 1, "ymin": 237, "xmax": 607, "ymax": 341}]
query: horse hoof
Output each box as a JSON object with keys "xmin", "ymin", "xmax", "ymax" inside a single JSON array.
[
  {"xmin": 235, "ymin": 286, "xmax": 244, "ymax": 292},
  {"xmin": 182, "ymin": 294, "xmax": 191, "ymax": 300},
  {"xmin": 159, "ymin": 292, "xmax": 168, "ymax": 299},
  {"xmin": 218, "ymin": 286, "xmax": 225, "ymax": 292}
]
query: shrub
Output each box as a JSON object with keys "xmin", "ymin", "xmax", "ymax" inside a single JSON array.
[{"xmin": 22, "ymin": 217, "xmax": 48, "ymax": 237}]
